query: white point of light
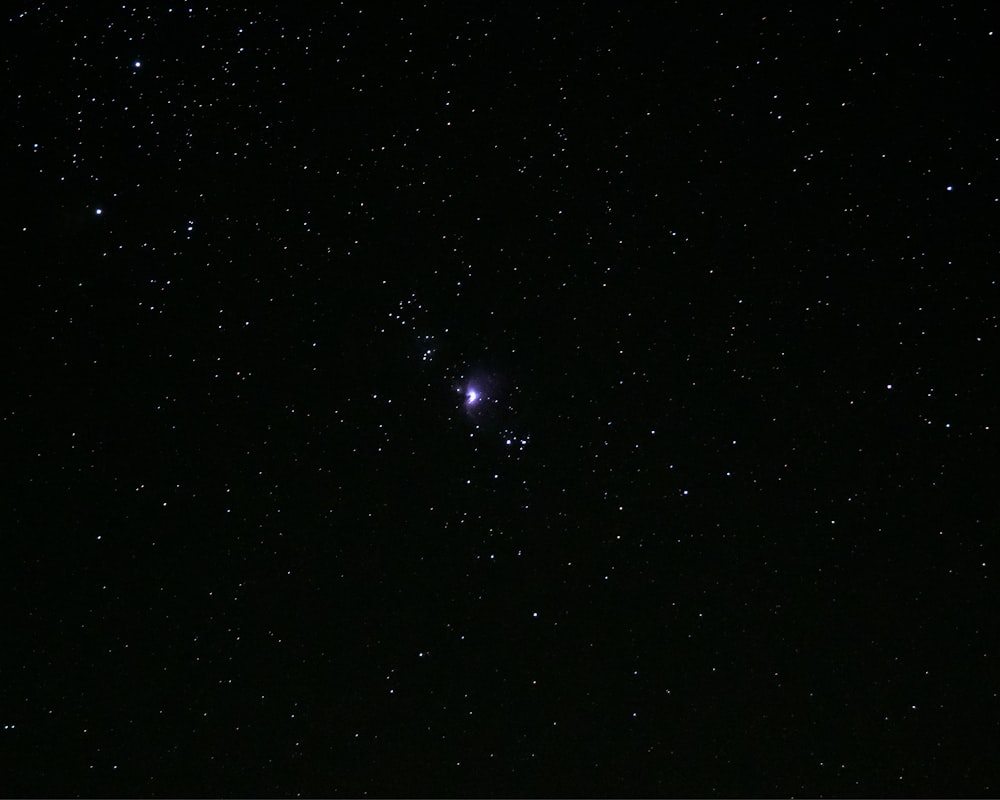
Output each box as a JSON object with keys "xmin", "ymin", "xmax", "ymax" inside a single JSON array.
[
  {"xmin": 95, "ymin": 208, "xmax": 102, "ymax": 215},
  {"xmin": 134, "ymin": 60, "xmax": 142, "ymax": 68}
]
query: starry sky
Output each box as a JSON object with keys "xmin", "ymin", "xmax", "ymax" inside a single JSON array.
[{"xmin": 3, "ymin": 3, "xmax": 999, "ymax": 797}]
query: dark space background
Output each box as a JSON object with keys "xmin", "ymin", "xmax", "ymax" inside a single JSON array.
[{"xmin": 2, "ymin": 3, "xmax": 999, "ymax": 797}]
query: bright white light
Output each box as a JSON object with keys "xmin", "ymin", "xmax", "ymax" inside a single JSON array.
[
  {"xmin": 134, "ymin": 60, "xmax": 142, "ymax": 68},
  {"xmin": 95, "ymin": 208, "xmax": 102, "ymax": 215}
]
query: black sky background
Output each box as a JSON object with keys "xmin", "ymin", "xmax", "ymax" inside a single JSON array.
[{"xmin": 3, "ymin": 3, "xmax": 999, "ymax": 796}]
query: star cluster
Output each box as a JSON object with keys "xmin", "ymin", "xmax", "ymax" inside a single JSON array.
[{"xmin": 3, "ymin": 4, "xmax": 998, "ymax": 797}]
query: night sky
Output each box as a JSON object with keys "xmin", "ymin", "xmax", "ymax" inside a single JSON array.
[{"xmin": 3, "ymin": 3, "xmax": 999, "ymax": 797}]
